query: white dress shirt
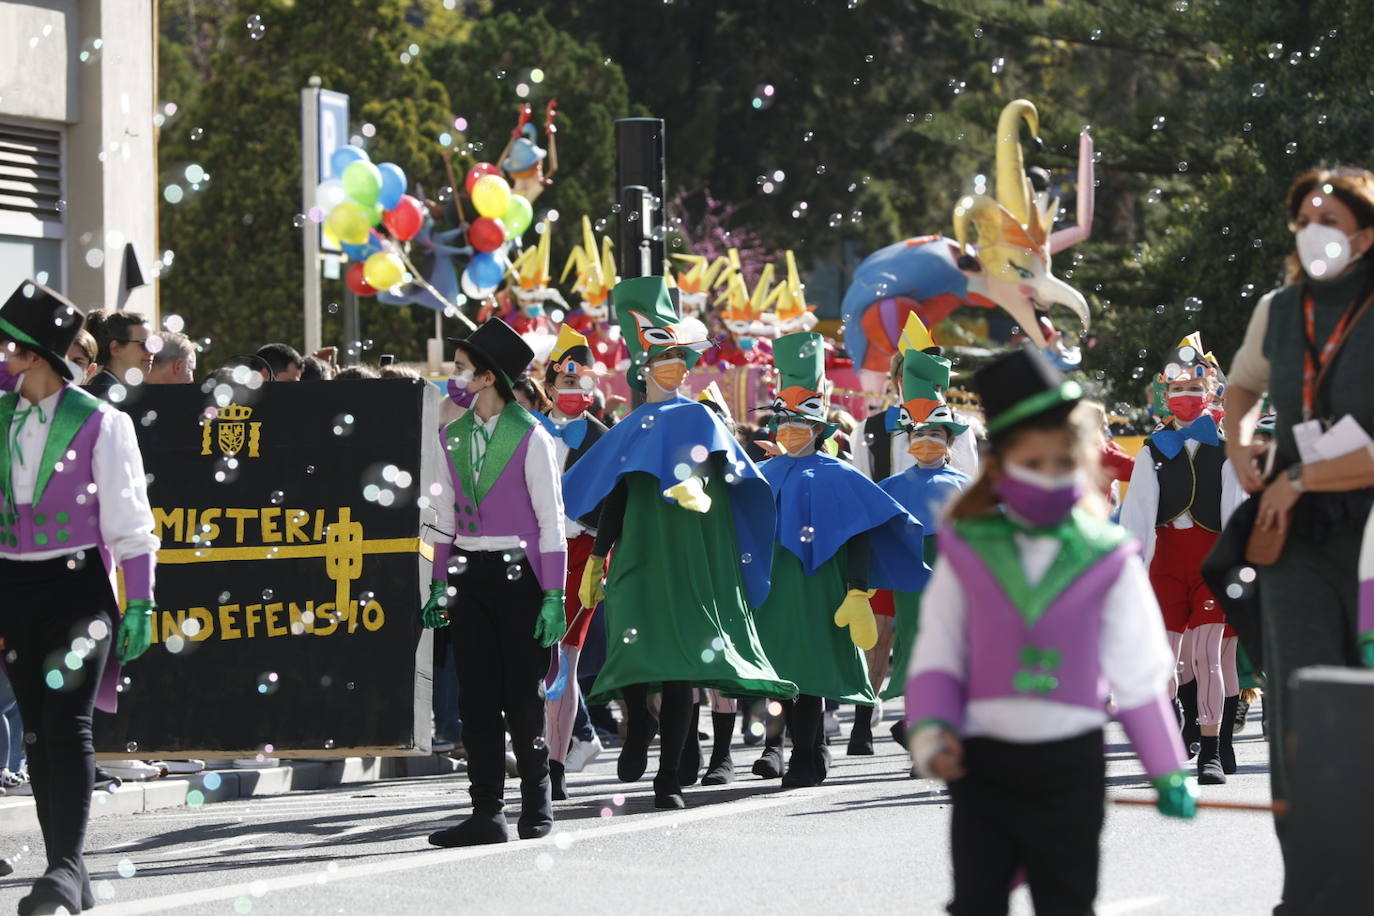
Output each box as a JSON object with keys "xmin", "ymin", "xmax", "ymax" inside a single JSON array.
[
  {"xmin": 1118, "ymin": 438, "xmax": 1241, "ymax": 566},
  {"xmin": 9, "ymin": 387, "xmax": 159, "ymax": 563},
  {"xmin": 852, "ymin": 418, "xmax": 980, "ymax": 481},
  {"xmin": 909, "ymin": 530, "xmax": 1174, "ymax": 744},
  {"xmin": 431, "ymin": 409, "xmax": 566, "ymax": 555}
]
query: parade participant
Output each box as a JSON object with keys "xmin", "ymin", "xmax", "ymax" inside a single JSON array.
[
  {"xmin": 906, "ymin": 345, "xmax": 1196, "ymax": 916},
  {"xmin": 536, "ymin": 325, "xmax": 610, "ymax": 800},
  {"xmin": 82, "ymin": 309, "xmax": 153, "ymax": 398},
  {"xmin": 422, "ymin": 318, "xmax": 568, "ymax": 847},
  {"xmin": 0, "ymin": 281, "xmax": 160, "ymax": 914},
  {"xmin": 875, "ymin": 343, "xmax": 972, "ymax": 722},
  {"xmin": 1120, "ymin": 334, "xmax": 1241, "ymax": 784},
  {"xmin": 562, "ymin": 276, "xmax": 796, "ymax": 809},
  {"xmin": 499, "ymin": 100, "xmax": 558, "ymax": 204},
  {"xmin": 749, "ymin": 332, "xmax": 927, "ymax": 787}
]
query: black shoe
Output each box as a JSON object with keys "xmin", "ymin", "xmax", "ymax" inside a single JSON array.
[
  {"xmin": 781, "ymin": 750, "xmax": 820, "ymax": 789},
  {"xmin": 847, "ymin": 704, "xmax": 874, "ymax": 756},
  {"xmin": 93, "ymin": 766, "xmax": 121, "ymax": 791},
  {"xmin": 702, "ymin": 711, "xmax": 736, "ymax": 785},
  {"xmin": 617, "ymin": 716, "xmax": 657, "ymax": 783},
  {"xmin": 679, "ymin": 711, "xmax": 703, "ymax": 788},
  {"xmin": 1197, "ymin": 735, "xmax": 1226, "ymax": 785},
  {"xmin": 751, "ymin": 743, "xmax": 784, "ymax": 779},
  {"xmin": 1234, "ymin": 696, "xmax": 1250, "ymax": 733},
  {"xmin": 0, "ymin": 858, "xmax": 13, "ymax": 878},
  {"xmin": 517, "ymin": 775, "xmax": 553, "ymax": 840},
  {"xmin": 889, "ymin": 719, "xmax": 908, "ymax": 750},
  {"xmin": 1178, "ymin": 681, "xmax": 1201, "ymax": 759},
  {"xmin": 1219, "ymin": 695, "xmax": 1239, "ymax": 775},
  {"xmin": 816, "ymin": 745, "xmax": 833, "ymax": 784},
  {"xmin": 549, "ymin": 759, "xmax": 568, "ymax": 802},
  {"xmin": 428, "ymin": 812, "xmax": 509, "ymax": 847},
  {"xmin": 18, "ymin": 873, "xmax": 82, "ymax": 916},
  {"xmin": 653, "ymin": 772, "xmax": 686, "ymax": 809}
]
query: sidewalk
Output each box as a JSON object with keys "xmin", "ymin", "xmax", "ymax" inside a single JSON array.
[{"xmin": 0, "ymin": 754, "xmax": 464, "ymax": 833}]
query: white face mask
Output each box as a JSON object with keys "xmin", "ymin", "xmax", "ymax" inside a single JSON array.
[
  {"xmin": 64, "ymin": 359, "xmax": 83, "ymax": 381},
  {"xmin": 1296, "ymin": 223, "xmax": 1356, "ymax": 279}
]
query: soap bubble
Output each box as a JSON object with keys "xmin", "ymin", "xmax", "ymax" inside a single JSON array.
[
  {"xmin": 621, "ymin": 628, "xmax": 639, "ymax": 645},
  {"xmin": 799, "ymin": 526, "xmax": 815, "ymax": 543}
]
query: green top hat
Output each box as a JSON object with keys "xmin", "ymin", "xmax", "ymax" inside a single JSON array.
[
  {"xmin": 975, "ymin": 343, "xmax": 1082, "ymax": 437},
  {"xmin": 0, "ymin": 280, "xmax": 83, "ymax": 381},
  {"xmin": 614, "ymin": 276, "xmax": 710, "ymax": 392}
]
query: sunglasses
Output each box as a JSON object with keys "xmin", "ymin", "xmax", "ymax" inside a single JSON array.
[{"xmin": 112, "ymin": 337, "xmax": 150, "ymax": 350}]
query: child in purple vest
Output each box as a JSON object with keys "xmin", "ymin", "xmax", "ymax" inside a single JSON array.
[
  {"xmin": 422, "ymin": 318, "xmax": 568, "ymax": 848},
  {"xmin": 0, "ymin": 281, "xmax": 159, "ymax": 915},
  {"xmin": 905, "ymin": 345, "xmax": 1196, "ymax": 916}
]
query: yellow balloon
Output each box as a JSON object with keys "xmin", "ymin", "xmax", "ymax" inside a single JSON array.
[
  {"xmin": 363, "ymin": 252, "xmax": 404, "ymax": 290},
  {"xmin": 326, "ymin": 202, "xmax": 370, "ymax": 245},
  {"xmin": 471, "ymin": 174, "xmax": 512, "ymax": 219}
]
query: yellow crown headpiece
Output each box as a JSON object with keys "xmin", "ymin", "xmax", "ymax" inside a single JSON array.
[{"xmin": 511, "ymin": 219, "xmax": 553, "ymax": 290}]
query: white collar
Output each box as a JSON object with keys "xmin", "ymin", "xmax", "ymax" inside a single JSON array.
[{"xmin": 18, "ymin": 386, "xmax": 63, "ymax": 415}]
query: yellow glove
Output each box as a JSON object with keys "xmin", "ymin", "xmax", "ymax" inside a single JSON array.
[
  {"xmin": 834, "ymin": 588, "xmax": 878, "ymax": 650},
  {"xmin": 663, "ymin": 477, "xmax": 712, "ymax": 513},
  {"xmin": 579, "ymin": 554, "xmax": 607, "ymax": 610}
]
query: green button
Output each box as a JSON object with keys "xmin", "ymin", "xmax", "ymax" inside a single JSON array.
[
  {"xmin": 56, "ymin": 512, "xmax": 69, "ymax": 524},
  {"xmin": 34, "ymin": 533, "xmax": 48, "ymax": 546},
  {"xmin": 468, "ymin": 522, "xmax": 478, "ymax": 533},
  {"xmin": 57, "ymin": 531, "xmax": 69, "ymax": 543},
  {"xmin": 463, "ymin": 505, "xmax": 473, "ymax": 516},
  {"xmin": 33, "ymin": 514, "xmax": 46, "ymax": 527}
]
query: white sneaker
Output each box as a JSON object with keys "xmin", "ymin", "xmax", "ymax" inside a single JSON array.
[
  {"xmin": 824, "ymin": 712, "xmax": 841, "ymax": 738},
  {"xmin": 432, "ymin": 738, "xmax": 455, "ymax": 754},
  {"xmin": 0, "ymin": 769, "xmax": 21, "ymax": 791},
  {"xmin": 102, "ymin": 760, "xmax": 163, "ymax": 781},
  {"xmin": 233, "ymin": 757, "xmax": 281, "ymax": 769},
  {"xmin": 564, "ymin": 734, "xmax": 603, "ymax": 773},
  {"xmin": 159, "ymin": 759, "xmax": 206, "ymax": 775}
]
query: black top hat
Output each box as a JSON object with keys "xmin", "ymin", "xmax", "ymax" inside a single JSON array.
[
  {"xmin": 447, "ymin": 319, "xmax": 534, "ymax": 386},
  {"xmin": 974, "ymin": 343, "xmax": 1082, "ymax": 437},
  {"xmin": 0, "ymin": 280, "xmax": 83, "ymax": 381}
]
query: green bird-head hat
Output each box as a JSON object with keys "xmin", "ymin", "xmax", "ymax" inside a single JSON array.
[
  {"xmin": 614, "ymin": 276, "xmax": 710, "ymax": 393},
  {"xmin": 768, "ymin": 331, "xmax": 837, "ymax": 440}
]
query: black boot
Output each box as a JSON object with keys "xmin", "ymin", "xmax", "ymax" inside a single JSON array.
[
  {"xmin": 889, "ymin": 718, "xmax": 908, "ymax": 750},
  {"xmin": 549, "ymin": 759, "xmax": 568, "ymax": 801},
  {"xmin": 518, "ymin": 783, "xmax": 554, "ymax": 840},
  {"xmin": 1197, "ymin": 735, "xmax": 1226, "ymax": 785},
  {"xmin": 653, "ymin": 682, "xmax": 694, "ymax": 808},
  {"xmin": 847, "ymin": 704, "xmax": 874, "ymax": 756},
  {"xmin": 679, "ymin": 701, "xmax": 703, "ymax": 787},
  {"xmin": 752, "ymin": 700, "xmax": 789, "ymax": 779},
  {"xmin": 741, "ymin": 698, "xmax": 765, "ymax": 746},
  {"xmin": 702, "ymin": 711, "xmax": 736, "ymax": 785},
  {"xmin": 429, "ymin": 810, "xmax": 509, "ymax": 847},
  {"xmin": 782, "ymin": 696, "xmax": 823, "ymax": 789},
  {"xmin": 617, "ymin": 684, "xmax": 658, "ymax": 783},
  {"xmin": 1178, "ymin": 680, "xmax": 1201, "ymax": 759},
  {"xmin": 1234, "ymin": 694, "xmax": 1250, "ymax": 733},
  {"xmin": 1220, "ymin": 695, "xmax": 1239, "ymax": 775}
]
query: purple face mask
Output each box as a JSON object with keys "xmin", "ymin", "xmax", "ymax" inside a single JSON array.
[
  {"xmin": 447, "ymin": 372, "xmax": 477, "ymax": 408},
  {"xmin": 994, "ymin": 463, "xmax": 1083, "ymax": 529}
]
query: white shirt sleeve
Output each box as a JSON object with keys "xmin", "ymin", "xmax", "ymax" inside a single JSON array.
[
  {"xmin": 850, "ymin": 423, "xmax": 874, "ymax": 479},
  {"xmin": 908, "ymin": 556, "xmax": 967, "ymax": 683},
  {"xmin": 1219, "ymin": 458, "xmax": 1243, "ymax": 530},
  {"xmin": 429, "ymin": 430, "xmax": 455, "ymax": 541},
  {"xmin": 949, "ymin": 429, "xmax": 980, "ymax": 477},
  {"xmin": 524, "ymin": 424, "xmax": 567, "ymax": 554},
  {"xmin": 92, "ymin": 407, "xmax": 160, "ymax": 564},
  {"xmin": 1100, "ymin": 553, "xmax": 1176, "ymax": 709},
  {"xmin": 1118, "ymin": 450, "xmax": 1159, "ymax": 565}
]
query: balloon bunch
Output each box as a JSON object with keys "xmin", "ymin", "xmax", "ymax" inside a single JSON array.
[
  {"xmin": 459, "ymin": 163, "xmax": 532, "ymax": 299},
  {"xmin": 318, "ymin": 146, "xmax": 425, "ymax": 297}
]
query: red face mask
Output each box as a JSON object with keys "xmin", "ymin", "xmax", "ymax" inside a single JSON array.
[
  {"xmin": 555, "ymin": 388, "xmax": 595, "ymax": 417},
  {"xmin": 1167, "ymin": 391, "xmax": 1207, "ymax": 423}
]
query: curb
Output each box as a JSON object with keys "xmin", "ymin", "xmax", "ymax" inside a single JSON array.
[{"xmin": 0, "ymin": 754, "xmax": 464, "ymax": 833}]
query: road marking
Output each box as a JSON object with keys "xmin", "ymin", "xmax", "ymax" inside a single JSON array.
[
  {"xmin": 1099, "ymin": 898, "xmax": 1167, "ymax": 915},
  {"xmin": 96, "ymin": 788, "xmax": 821, "ymax": 914}
]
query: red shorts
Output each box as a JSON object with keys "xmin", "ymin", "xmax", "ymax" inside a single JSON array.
[
  {"xmin": 871, "ymin": 589, "xmax": 895, "ymax": 618},
  {"xmin": 1148, "ymin": 525, "xmax": 1228, "ymax": 632},
  {"xmin": 561, "ymin": 532, "xmax": 597, "ymax": 648}
]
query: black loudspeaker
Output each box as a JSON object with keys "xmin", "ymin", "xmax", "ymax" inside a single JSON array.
[
  {"xmin": 1285, "ymin": 665, "xmax": 1374, "ymax": 913},
  {"xmin": 614, "ymin": 118, "xmax": 665, "ymax": 280},
  {"xmin": 123, "ymin": 242, "xmax": 146, "ymax": 291}
]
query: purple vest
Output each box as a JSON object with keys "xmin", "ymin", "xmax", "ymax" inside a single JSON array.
[
  {"xmin": 941, "ymin": 528, "xmax": 1131, "ymax": 712},
  {"xmin": 0, "ymin": 395, "xmax": 104, "ymax": 557},
  {"xmin": 442, "ymin": 427, "xmax": 566, "ymax": 592}
]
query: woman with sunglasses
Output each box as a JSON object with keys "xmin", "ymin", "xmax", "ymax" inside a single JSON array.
[{"xmin": 83, "ymin": 310, "xmax": 154, "ymax": 400}]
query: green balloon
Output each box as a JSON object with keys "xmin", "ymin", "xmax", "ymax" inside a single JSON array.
[
  {"xmin": 342, "ymin": 160, "xmax": 383, "ymax": 208},
  {"xmin": 502, "ymin": 194, "xmax": 534, "ymax": 237}
]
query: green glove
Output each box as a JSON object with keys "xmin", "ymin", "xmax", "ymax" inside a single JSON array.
[
  {"xmin": 534, "ymin": 590, "xmax": 567, "ymax": 648},
  {"xmin": 1151, "ymin": 769, "xmax": 1198, "ymax": 819},
  {"xmin": 1359, "ymin": 631, "xmax": 1374, "ymax": 669},
  {"xmin": 421, "ymin": 580, "xmax": 451, "ymax": 629},
  {"xmin": 116, "ymin": 600, "xmax": 154, "ymax": 664}
]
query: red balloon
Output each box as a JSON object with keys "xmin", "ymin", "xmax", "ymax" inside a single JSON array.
[
  {"xmin": 465, "ymin": 162, "xmax": 500, "ymax": 193},
  {"xmin": 469, "ymin": 217, "xmax": 507, "ymax": 253},
  {"xmin": 383, "ymin": 195, "xmax": 424, "ymax": 241},
  {"xmin": 345, "ymin": 261, "xmax": 377, "ymax": 296}
]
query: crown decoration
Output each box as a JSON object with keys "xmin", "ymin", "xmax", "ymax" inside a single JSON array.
[
  {"xmin": 217, "ymin": 404, "xmax": 254, "ymax": 422},
  {"xmin": 716, "ymin": 249, "xmax": 776, "ymax": 326},
  {"xmin": 672, "ymin": 254, "xmax": 729, "ymax": 295},
  {"xmin": 562, "ymin": 216, "xmax": 616, "ymax": 308},
  {"xmin": 510, "ymin": 219, "xmax": 553, "ymax": 290}
]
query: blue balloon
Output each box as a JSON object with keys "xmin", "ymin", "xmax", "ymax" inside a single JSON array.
[
  {"xmin": 469, "ymin": 251, "xmax": 505, "ymax": 289},
  {"xmin": 340, "ymin": 231, "xmax": 383, "ymax": 261},
  {"xmin": 377, "ymin": 163, "xmax": 407, "ymax": 210},
  {"xmin": 329, "ymin": 145, "xmax": 369, "ymax": 179}
]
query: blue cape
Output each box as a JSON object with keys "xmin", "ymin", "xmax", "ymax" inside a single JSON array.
[
  {"xmin": 760, "ymin": 452, "xmax": 929, "ymax": 593},
  {"xmin": 561, "ymin": 396, "xmax": 776, "ymax": 609},
  {"xmin": 879, "ymin": 464, "xmax": 973, "ymax": 533}
]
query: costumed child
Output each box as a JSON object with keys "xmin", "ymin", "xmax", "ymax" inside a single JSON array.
[
  {"xmin": 423, "ymin": 318, "xmax": 569, "ymax": 847},
  {"xmin": 875, "ymin": 319, "xmax": 972, "ymax": 741},
  {"xmin": 749, "ymin": 331, "xmax": 928, "ymax": 787},
  {"xmin": 561, "ymin": 276, "xmax": 797, "ymax": 810},
  {"xmin": 0, "ymin": 281, "xmax": 159, "ymax": 913},
  {"xmin": 905, "ymin": 345, "xmax": 1197, "ymax": 916},
  {"xmin": 1120, "ymin": 334, "xmax": 1241, "ymax": 784},
  {"xmin": 536, "ymin": 325, "xmax": 610, "ymax": 800}
]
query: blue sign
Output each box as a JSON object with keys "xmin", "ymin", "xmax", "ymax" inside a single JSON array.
[{"xmin": 317, "ymin": 90, "xmax": 349, "ymax": 253}]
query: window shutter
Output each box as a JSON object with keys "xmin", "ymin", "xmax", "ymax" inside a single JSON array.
[{"xmin": 0, "ymin": 122, "xmax": 63, "ymax": 223}]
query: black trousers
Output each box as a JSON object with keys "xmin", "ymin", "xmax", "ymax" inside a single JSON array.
[
  {"xmin": 0, "ymin": 554, "xmax": 114, "ymax": 910},
  {"xmin": 948, "ymin": 730, "xmax": 1105, "ymax": 916},
  {"xmin": 449, "ymin": 550, "xmax": 550, "ymax": 816}
]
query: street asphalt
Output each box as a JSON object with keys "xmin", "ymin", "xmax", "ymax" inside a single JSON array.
[{"xmin": 0, "ymin": 705, "xmax": 1280, "ymax": 915}]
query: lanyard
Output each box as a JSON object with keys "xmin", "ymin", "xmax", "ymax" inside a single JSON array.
[{"xmin": 1301, "ymin": 287, "xmax": 1373, "ymax": 421}]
